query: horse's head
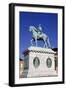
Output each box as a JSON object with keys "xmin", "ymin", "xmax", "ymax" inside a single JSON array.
[
  {"xmin": 29, "ymin": 26, "xmax": 32, "ymax": 32},
  {"xmin": 29, "ymin": 26, "xmax": 36, "ymax": 33}
]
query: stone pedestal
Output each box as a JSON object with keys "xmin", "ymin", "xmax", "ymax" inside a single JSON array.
[{"xmin": 24, "ymin": 46, "xmax": 57, "ymax": 77}]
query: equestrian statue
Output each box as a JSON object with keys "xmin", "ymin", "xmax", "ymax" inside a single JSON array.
[{"xmin": 29, "ymin": 24, "xmax": 51, "ymax": 48}]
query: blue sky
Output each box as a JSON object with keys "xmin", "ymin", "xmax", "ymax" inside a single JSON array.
[{"xmin": 19, "ymin": 12, "xmax": 58, "ymax": 58}]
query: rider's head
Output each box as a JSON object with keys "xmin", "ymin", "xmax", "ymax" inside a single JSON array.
[
  {"xmin": 38, "ymin": 24, "xmax": 42, "ymax": 31},
  {"xmin": 39, "ymin": 24, "xmax": 41, "ymax": 27}
]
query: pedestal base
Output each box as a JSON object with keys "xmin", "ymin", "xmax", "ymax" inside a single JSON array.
[
  {"xmin": 24, "ymin": 46, "xmax": 58, "ymax": 78},
  {"xmin": 27, "ymin": 70, "xmax": 57, "ymax": 78}
]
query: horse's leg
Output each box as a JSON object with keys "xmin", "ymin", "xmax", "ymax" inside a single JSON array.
[
  {"xmin": 44, "ymin": 41, "xmax": 48, "ymax": 48},
  {"xmin": 35, "ymin": 39, "xmax": 37, "ymax": 47},
  {"xmin": 43, "ymin": 39, "xmax": 45, "ymax": 48},
  {"xmin": 43, "ymin": 38, "xmax": 46, "ymax": 48},
  {"xmin": 43, "ymin": 34, "xmax": 47, "ymax": 48},
  {"xmin": 47, "ymin": 38, "xmax": 51, "ymax": 48},
  {"xmin": 31, "ymin": 38, "xmax": 33, "ymax": 46}
]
